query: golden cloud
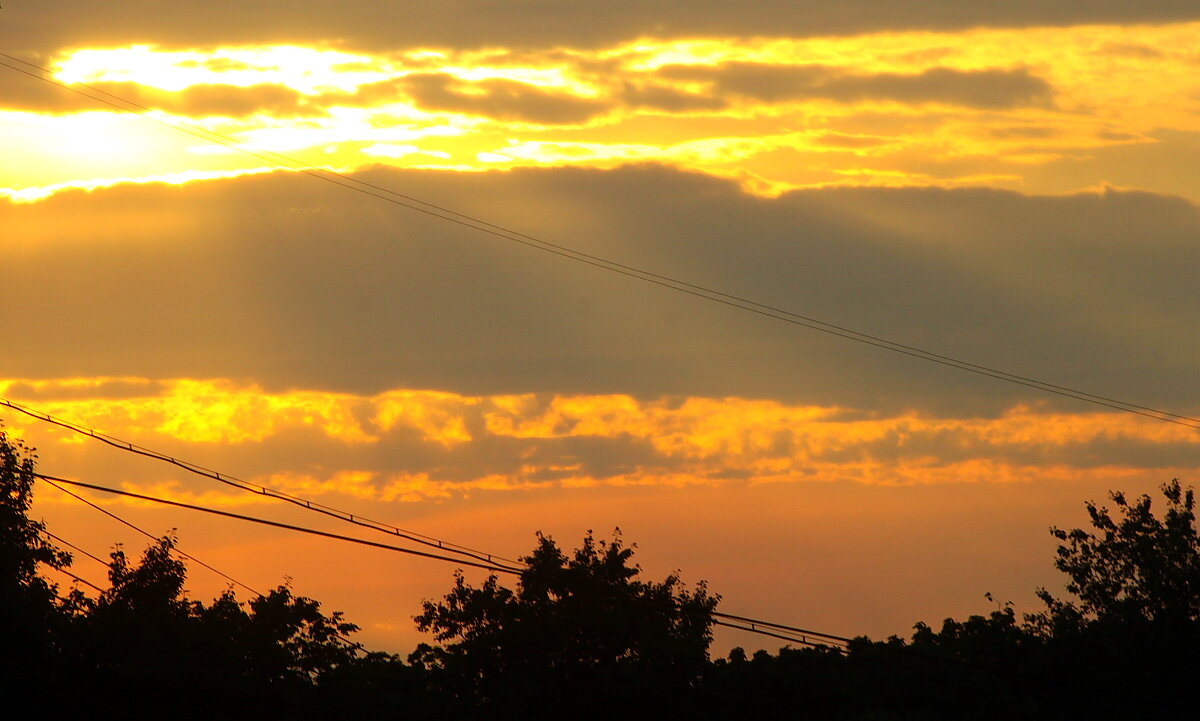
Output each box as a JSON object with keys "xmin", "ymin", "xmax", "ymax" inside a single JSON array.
[
  {"xmin": 4, "ymin": 22, "xmax": 1199, "ymax": 200},
  {"xmin": 7, "ymin": 378, "xmax": 1199, "ymax": 505}
]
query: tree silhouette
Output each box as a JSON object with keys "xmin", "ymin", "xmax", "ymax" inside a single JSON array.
[
  {"xmin": 69, "ymin": 534, "xmax": 366, "ymax": 716},
  {"xmin": 1032, "ymin": 479, "xmax": 1200, "ymax": 630},
  {"xmin": 410, "ymin": 530, "xmax": 718, "ymax": 718},
  {"xmin": 0, "ymin": 428, "xmax": 72, "ymax": 698},
  {"xmin": 1020, "ymin": 480, "xmax": 1200, "ymax": 720},
  {"xmin": 8, "ymin": 419, "xmax": 1200, "ymax": 719},
  {"xmin": 0, "ymin": 428, "xmax": 374, "ymax": 716}
]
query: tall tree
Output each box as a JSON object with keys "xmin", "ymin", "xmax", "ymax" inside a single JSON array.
[
  {"xmin": 411, "ymin": 531, "xmax": 718, "ymax": 718},
  {"xmin": 73, "ymin": 535, "xmax": 366, "ymax": 716},
  {"xmin": 1024, "ymin": 480, "xmax": 1200, "ymax": 720},
  {"xmin": 0, "ymin": 428, "xmax": 70, "ymax": 696},
  {"xmin": 1033, "ymin": 479, "xmax": 1200, "ymax": 630}
]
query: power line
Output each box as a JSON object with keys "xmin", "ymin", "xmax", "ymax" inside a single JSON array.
[
  {"xmin": 41, "ymin": 469, "xmax": 997, "ymax": 682},
  {"xmin": 40, "ymin": 531, "xmax": 108, "ymax": 592},
  {"xmin": 38, "ymin": 486, "xmax": 370, "ymax": 652},
  {"xmin": 0, "ymin": 52, "xmax": 1197, "ymax": 430},
  {"xmin": 34, "ymin": 470, "xmax": 1017, "ymax": 688},
  {"xmin": 41, "ymin": 474, "xmax": 262, "ymax": 596},
  {"xmin": 49, "ymin": 565, "xmax": 105, "ymax": 593},
  {"xmin": 44, "ymin": 530, "xmax": 109, "ymax": 567},
  {"xmin": 712, "ymin": 615, "xmax": 1021, "ymax": 694},
  {"xmin": 713, "ymin": 618, "xmax": 849, "ymax": 651},
  {"xmin": 36, "ymin": 471, "xmax": 523, "ymax": 575},
  {"xmin": 1, "ymin": 397, "xmax": 527, "ymax": 570},
  {"xmin": 34, "ymin": 470, "xmax": 879, "ymax": 650},
  {"xmin": 25, "ymin": 429, "xmax": 934, "ymax": 657},
  {"xmin": 713, "ymin": 611, "xmax": 852, "ymax": 646},
  {"xmin": 37, "ymin": 478, "xmax": 999, "ymax": 686}
]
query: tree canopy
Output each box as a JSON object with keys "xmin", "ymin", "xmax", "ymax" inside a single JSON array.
[
  {"xmin": 2, "ymin": 425, "xmax": 1199, "ymax": 719},
  {"xmin": 410, "ymin": 530, "xmax": 718, "ymax": 719},
  {"xmin": 1034, "ymin": 479, "xmax": 1200, "ymax": 630}
]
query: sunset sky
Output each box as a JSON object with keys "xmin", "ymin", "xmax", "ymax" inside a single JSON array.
[{"xmin": 2, "ymin": 1, "xmax": 1199, "ymax": 654}]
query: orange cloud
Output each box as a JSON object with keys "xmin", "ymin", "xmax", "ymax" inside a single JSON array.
[
  {"xmin": 372, "ymin": 390, "xmax": 479, "ymax": 447},
  {"xmin": 4, "ymin": 378, "xmax": 375, "ymax": 444},
  {"xmin": 6, "ymin": 378, "xmax": 1198, "ymax": 505}
]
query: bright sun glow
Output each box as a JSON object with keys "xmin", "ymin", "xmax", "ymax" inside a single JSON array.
[
  {"xmin": 0, "ymin": 21, "xmax": 1192, "ymax": 201},
  {"xmin": 56, "ymin": 44, "xmax": 393, "ymax": 93}
]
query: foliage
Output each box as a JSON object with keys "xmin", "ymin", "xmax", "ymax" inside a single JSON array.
[
  {"xmin": 411, "ymin": 530, "xmax": 718, "ymax": 718},
  {"xmin": 5, "ymin": 420, "xmax": 1200, "ymax": 719},
  {"xmin": 0, "ymin": 429, "xmax": 368, "ymax": 717},
  {"xmin": 0, "ymin": 428, "xmax": 71, "ymax": 696},
  {"xmin": 69, "ymin": 536, "xmax": 365, "ymax": 716},
  {"xmin": 1031, "ymin": 479, "xmax": 1200, "ymax": 631},
  {"xmin": 0, "ymin": 429, "xmax": 69, "ymax": 589}
]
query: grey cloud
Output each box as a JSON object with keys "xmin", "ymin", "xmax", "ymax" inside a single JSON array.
[
  {"xmin": 811, "ymin": 132, "xmax": 893, "ymax": 149},
  {"xmin": 658, "ymin": 63, "xmax": 829, "ymax": 102},
  {"xmin": 839, "ymin": 67, "xmax": 1053, "ymax": 108},
  {"xmin": 0, "ymin": 66, "xmax": 98, "ymax": 113},
  {"xmin": 619, "ymin": 83, "xmax": 728, "ymax": 113},
  {"xmin": 985, "ymin": 125, "xmax": 1059, "ymax": 139},
  {"xmin": 374, "ymin": 73, "xmax": 611, "ymax": 124},
  {"xmin": 1096, "ymin": 41, "xmax": 1166, "ymax": 58},
  {"xmin": 164, "ymin": 82, "xmax": 307, "ymax": 117},
  {"xmin": 3, "ymin": 1, "xmax": 1199, "ymax": 55},
  {"xmin": 812, "ymin": 426, "xmax": 1200, "ymax": 470},
  {"xmin": 0, "ymin": 74, "xmax": 306, "ymax": 117},
  {"xmin": 659, "ymin": 63, "xmax": 1054, "ymax": 109},
  {"xmin": 2, "ymin": 165, "xmax": 1199, "ymax": 418},
  {"xmin": 1097, "ymin": 129, "xmax": 1144, "ymax": 142},
  {"xmin": 1, "ymin": 379, "xmax": 166, "ymax": 402}
]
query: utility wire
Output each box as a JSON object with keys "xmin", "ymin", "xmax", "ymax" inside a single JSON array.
[
  {"xmin": 712, "ymin": 617, "xmax": 1018, "ymax": 694},
  {"xmin": 34, "ymin": 471, "xmax": 872, "ymax": 647},
  {"xmin": 50, "ymin": 565, "xmax": 105, "ymax": 593},
  {"xmin": 1, "ymin": 51, "xmax": 1198, "ymax": 430},
  {"xmin": 714, "ymin": 610, "xmax": 1008, "ymax": 679},
  {"xmin": 44, "ymin": 530, "xmax": 109, "ymax": 567},
  {"xmin": 35, "ymin": 470, "xmax": 1016, "ymax": 686},
  {"xmin": 40, "ymin": 531, "xmax": 107, "ymax": 592},
  {"xmin": 38, "ymin": 483, "xmax": 369, "ymax": 651},
  {"xmin": 1, "ymin": 397, "xmax": 526, "ymax": 570},
  {"xmin": 713, "ymin": 618, "xmax": 848, "ymax": 651},
  {"xmin": 41, "ymin": 474, "xmax": 262, "ymax": 596},
  {"xmin": 713, "ymin": 611, "xmax": 852, "ymax": 646},
  {"xmin": 36, "ymin": 472, "xmax": 523, "ymax": 575}
]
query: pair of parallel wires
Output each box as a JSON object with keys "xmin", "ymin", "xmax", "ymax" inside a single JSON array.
[
  {"xmin": 34, "ymin": 467, "xmax": 1010, "ymax": 688},
  {"xmin": 8, "ymin": 394, "xmax": 847, "ymax": 654}
]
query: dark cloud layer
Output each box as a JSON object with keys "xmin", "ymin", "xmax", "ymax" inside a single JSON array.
[
  {"xmin": 393, "ymin": 74, "xmax": 609, "ymax": 124},
  {"xmin": 0, "ymin": 60, "xmax": 1048, "ymax": 120},
  {"xmin": 618, "ymin": 83, "xmax": 728, "ymax": 113},
  {"xmin": 659, "ymin": 64, "xmax": 1054, "ymax": 109},
  {"xmin": 2, "ymin": 165, "xmax": 1198, "ymax": 417},
  {"xmin": 0, "ymin": 68, "xmax": 306, "ymax": 117},
  {"xmin": 3, "ymin": 1, "xmax": 1198, "ymax": 56}
]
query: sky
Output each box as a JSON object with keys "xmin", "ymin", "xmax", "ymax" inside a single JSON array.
[{"xmin": 2, "ymin": 1, "xmax": 1200, "ymax": 655}]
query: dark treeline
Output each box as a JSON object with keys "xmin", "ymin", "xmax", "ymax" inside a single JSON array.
[{"xmin": 2, "ymin": 428, "xmax": 1198, "ymax": 719}]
